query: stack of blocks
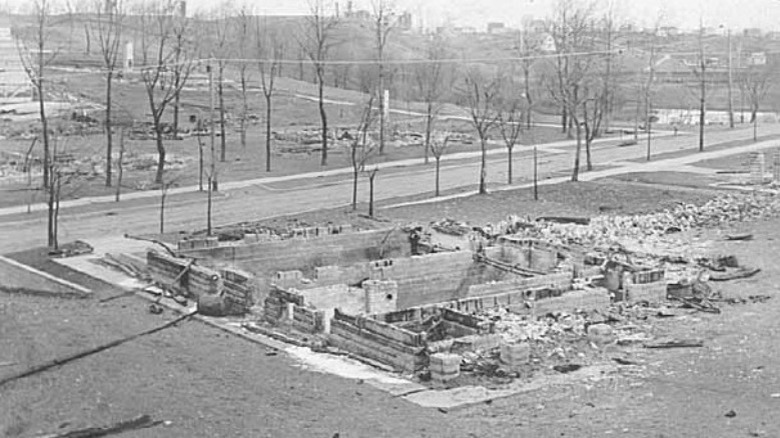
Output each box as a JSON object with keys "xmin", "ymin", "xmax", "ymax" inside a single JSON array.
[
  {"xmin": 749, "ymin": 151, "xmax": 766, "ymax": 184},
  {"xmin": 500, "ymin": 342, "xmax": 531, "ymax": 372},
  {"xmin": 775, "ymin": 149, "xmax": 780, "ymax": 183},
  {"xmin": 429, "ymin": 353, "xmax": 461, "ymax": 383}
]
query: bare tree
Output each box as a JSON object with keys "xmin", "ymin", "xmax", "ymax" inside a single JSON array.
[
  {"xmin": 461, "ymin": 68, "xmax": 500, "ymax": 195},
  {"xmin": 515, "ymin": 29, "xmax": 540, "ymax": 129},
  {"xmin": 158, "ymin": 174, "xmax": 180, "ymax": 234},
  {"xmin": 235, "ymin": 6, "xmax": 253, "ymax": 149},
  {"xmin": 350, "ymin": 96, "xmax": 377, "ymax": 210},
  {"xmin": 94, "ymin": 0, "xmax": 125, "ymax": 187},
  {"xmin": 170, "ymin": 7, "xmax": 192, "ymax": 137},
  {"xmin": 256, "ymin": 18, "xmax": 284, "ymax": 172},
  {"xmin": 693, "ymin": 20, "xmax": 707, "ymax": 152},
  {"xmin": 430, "ymin": 133, "xmax": 450, "ymax": 196},
  {"xmin": 141, "ymin": 1, "xmax": 195, "ymax": 183},
  {"xmin": 547, "ymin": 0, "xmax": 596, "ymax": 181},
  {"xmin": 370, "ymin": 0, "xmax": 396, "ymax": 155},
  {"xmin": 413, "ymin": 34, "xmax": 450, "ymax": 164},
  {"xmin": 15, "ymin": 0, "xmax": 57, "ymax": 188},
  {"xmin": 497, "ymin": 86, "xmax": 523, "ymax": 185},
  {"xmin": 639, "ymin": 14, "xmax": 663, "ymax": 161},
  {"xmin": 299, "ymin": 0, "xmax": 340, "ymax": 166},
  {"xmin": 367, "ymin": 166, "xmax": 379, "ymax": 218},
  {"xmin": 741, "ymin": 68, "xmax": 773, "ymax": 141},
  {"xmin": 211, "ymin": 5, "xmax": 232, "ymax": 162}
]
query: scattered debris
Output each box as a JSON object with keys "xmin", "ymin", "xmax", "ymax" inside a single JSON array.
[
  {"xmin": 644, "ymin": 339, "xmax": 705, "ymax": 349},
  {"xmin": 38, "ymin": 414, "xmax": 162, "ymax": 438},
  {"xmin": 553, "ymin": 364, "xmax": 583, "ymax": 373},
  {"xmin": 725, "ymin": 233, "xmax": 753, "ymax": 241},
  {"xmin": 710, "ymin": 267, "xmax": 761, "ymax": 282}
]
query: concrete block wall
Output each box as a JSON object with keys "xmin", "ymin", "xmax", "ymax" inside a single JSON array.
[
  {"xmin": 298, "ymin": 284, "xmax": 367, "ymax": 317},
  {"xmin": 221, "ymin": 268, "xmax": 255, "ymax": 314},
  {"xmin": 147, "ymin": 250, "xmax": 222, "ymax": 298},
  {"xmin": 531, "ymin": 287, "xmax": 611, "ymax": 316},
  {"xmin": 291, "ymin": 305, "xmax": 326, "ymax": 333},
  {"xmin": 177, "ymin": 236, "xmax": 219, "ymax": 251},
  {"xmin": 364, "ymin": 280, "xmax": 398, "ymax": 314},
  {"xmin": 328, "ymin": 310, "xmax": 427, "ymax": 372},
  {"xmin": 624, "ymin": 282, "xmax": 667, "ymax": 303},
  {"xmin": 466, "ymin": 272, "xmax": 574, "ymax": 298},
  {"xmin": 278, "ymin": 251, "xmax": 504, "ymax": 311},
  {"xmin": 178, "ymin": 228, "xmax": 412, "ymax": 277},
  {"xmin": 385, "ymin": 252, "xmax": 504, "ymax": 309}
]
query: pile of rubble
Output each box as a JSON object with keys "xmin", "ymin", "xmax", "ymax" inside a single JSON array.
[{"xmin": 482, "ymin": 192, "xmax": 780, "ymax": 250}]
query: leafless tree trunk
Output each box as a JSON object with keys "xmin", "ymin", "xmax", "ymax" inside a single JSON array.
[
  {"xmin": 461, "ymin": 69, "xmax": 500, "ymax": 195},
  {"xmin": 371, "ymin": 0, "xmax": 395, "ymax": 156},
  {"xmin": 299, "ymin": 0, "xmax": 340, "ymax": 166},
  {"xmin": 430, "ymin": 134, "xmax": 450, "ymax": 196},
  {"xmin": 16, "ymin": 0, "xmax": 56, "ymax": 188},
  {"xmin": 95, "ymin": 0, "xmax": 125, "ymax": 187},
  {"xmin": 141, "ymin": 2, "xmax": 194, "ymax": 184},
  {"xmin": 257, "ymin": 18, "xmax": 284, "ymax": 172},
  {"xmin": 367, "ymin": 167, "xmax": 379, "ymax": 217},
  {"xmin": 498, "ymin": 97, "xmax": 523, "ymax": 185},
  {"xmin": 115, "ymin": 128, "xmax": 125, "ymax": 202},
  {"xmin": 741, "ymin": 69, "xmax": 772, "ymax": 142},
  {"xmin": 350, "ymin": 97, "xmax": 376, "ymax": 209},
  {"xmin": 236, "ymin": 7, "xmax": 252, "ymax": 149},
  {"xmin": 414, "ymin": 34, "xmax": 450, "ymax": 164}
]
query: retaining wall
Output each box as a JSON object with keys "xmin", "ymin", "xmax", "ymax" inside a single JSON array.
[
  {"xmin": 178, "ymin": 228, "xmax": 412, "ymax": 277},
  {"xmin": 328, "ymin": 309, "xmax": 428, "ymax": 372}
]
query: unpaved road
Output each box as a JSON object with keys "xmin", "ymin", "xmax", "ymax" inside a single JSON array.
[
  {"xmin": 1, "ymin": 124, "xmax": 778, "ymax": 253},
  {"xmin": 2, "ymin": 217, "xmax": 780, "ymax": 437}
]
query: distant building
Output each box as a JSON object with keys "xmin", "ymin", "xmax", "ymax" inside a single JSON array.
[
  {"xmin": 743, "ymin": 28, "xmax": 763, "ymax": 38},
  {"xmin": 540, "ymin": 33, "xmax": 556, "ymax": 52},
  {"xmin": 660, "ymin": 26, "xmax": 679, "ymax": 37},
  {"xmin": 750, "ymin": 52, "xmax": 767, "ymax": 66},
  {"xmin": 528, "ymin": 19, "xmax": 548, "ymax": 34},
  {"xmin": 619, "ymin": 23, "xmax": 636, "ymax": 33},
  {"xmin": 397, "ymin": 11, "xmax": 412, "ymax": 30},
  {"xmin": 487, "ymin": 22, "xmax": 506, "ymax": 34},
  {"xmin": 767, "ymin": 31, "xmax": 780, "ymax": 41},
  {"xmin": 175, "ymin": 0, "xmax": 186, "ymax": 18}
]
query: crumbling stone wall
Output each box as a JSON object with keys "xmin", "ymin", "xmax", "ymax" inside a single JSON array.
[
  {"xmin": 328, "ymin": 309, "xmax": 428, "ymax": 372},
  {"xmin": 178, "ymin": 228, "xmax": 412, "ymax": 276},
  {"xmin": 147, "ymin": 250, "xmax": 255, "ymax": 314}
]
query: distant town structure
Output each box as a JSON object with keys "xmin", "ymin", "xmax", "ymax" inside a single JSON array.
[
  {"xmin": 487, "ymin": 22, "xmax": 507, "ymax": 34},
  {"xmin": 0, "ymin": 28, "xmax": 32, "ymax": 100},
  {"xmin": 744, "ymin": 28, "xmax": 763, "ymax": 38},
  {"xmin": 750, "ymin": 52, "xmax": 767, "ymax": 66},
  {"xmin": 124, "ymin": 40, "xmax": 134, "ymax": 73}
]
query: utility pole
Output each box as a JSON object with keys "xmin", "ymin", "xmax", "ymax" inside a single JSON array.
[
  {"xmin": 727, "ymin": 28, "xmax": 734, "ymax": 129},
  {"xmin": 208, "ymin": 60, "xmax": 217, "ymax": 192},
  {"xmin": 698, "ymin": 24, "xmax": 706, "ymax": 152},
  {"xmin": 533, "ymin": 146, "xmax": 538, "ymax": 201}
]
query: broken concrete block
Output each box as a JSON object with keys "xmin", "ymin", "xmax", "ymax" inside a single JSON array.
[
  {"xmin": 625, "ymin": 282, "xmax": 667, "ymax": 303},
  {"xmin": 430, "ymin": 353, "xmax": 461, "ymax": 382},
  {"xmin": 198, "ymin": 294, "xmax": 227, "ymax": 317},
  {"xmin": 587, "ymin": 323, "xmax": 615, "ymax": 345},
  {"xmin": 450, "ymin": 334, "xmax": 502, "ymax": 354},
  {"xmin": 500, "ymin": 342, "xmax": 531, "ymax": 369}
]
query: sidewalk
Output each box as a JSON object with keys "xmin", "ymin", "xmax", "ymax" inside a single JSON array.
[{"xmin": 387, "ymin": 135, "xmax": 780, "ymax": 209}]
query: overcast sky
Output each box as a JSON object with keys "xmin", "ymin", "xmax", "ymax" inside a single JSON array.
[
  {"xmin": 190, "ymin": 0, "xmax": 780, "ymax": 31},
  {"xmin": 5, "ymin": 0, "xmax": 780, "ymax": 31}
]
